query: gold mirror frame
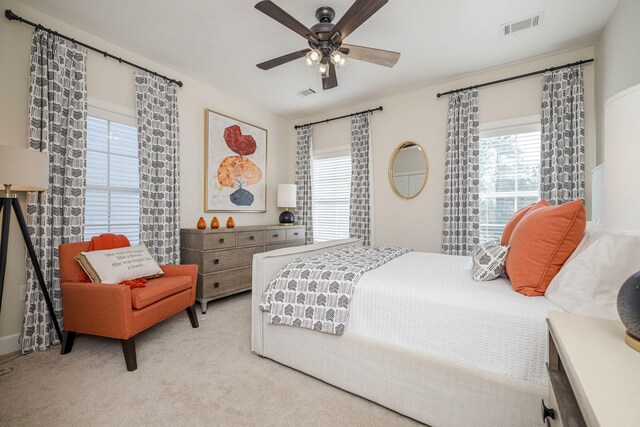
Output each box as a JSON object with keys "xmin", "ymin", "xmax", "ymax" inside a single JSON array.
[{"xmin": 388, "ymin": 141, "xmax": 429, "ymax": 199}]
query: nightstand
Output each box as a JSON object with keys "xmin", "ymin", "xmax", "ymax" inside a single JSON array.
[{"xmin": 544, "ymin": 311, "xmax": 640, "ymax": 427}]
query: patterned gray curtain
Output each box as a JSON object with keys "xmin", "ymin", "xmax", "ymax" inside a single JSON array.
[
  {"xmin": 134, "ymin": 72, "xmax": 181, "ymax": 264},
  {"xmin": 22, "ymin": 30, "xmax": 87, "ymax": 353},
  {"xmin": 441, "ymin": 89, "xmax": 480, "ymax": 256},
  {"xmin": 349, "ymin": 112, "xmax": 371, "ymax": 246},
  {"xmin": 540, "ymin": 65, "xmax": 585, "ymax": 205},
  {"xmin": 294, "ymin": 125, "xmax": 313, "ymax": 244}
]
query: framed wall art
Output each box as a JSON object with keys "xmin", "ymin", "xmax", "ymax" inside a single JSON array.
[{"xmin": 204, "ymin": 109, "xmax": 267, "ymax": 212}]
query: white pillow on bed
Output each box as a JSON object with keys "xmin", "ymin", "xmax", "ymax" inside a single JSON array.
[{"xmin": 545, "ymin": 229, "xmax": 640, "ymax": 320}]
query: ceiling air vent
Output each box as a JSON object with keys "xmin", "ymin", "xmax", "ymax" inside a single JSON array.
[
  {"xmin": 502, "ymin": 13, "xmax": 543, "ymax": 36},
  {"xmin": 297, "ymin": 88, "xmax": 316, "ymax": 97}
]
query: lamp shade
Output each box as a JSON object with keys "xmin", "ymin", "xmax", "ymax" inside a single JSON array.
[
  {"xmin": 277, "ymin": 184, "xmax": 297, "ymax": 208},
  {"xmin": 0, "ymin": 145, "xmax": 49, "ymax": 192}
]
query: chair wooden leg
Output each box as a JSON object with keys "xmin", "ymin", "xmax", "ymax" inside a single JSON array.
[
  {"xmin": 61, "ymin": 331, "xmax": 77, "ymax": 355},
  {"xmin": 120, "ymin": 338, "xmax": 137, "ymax": 372},
  {"xmin": 186, "ymin": 305, "xmax": 199, "ymax": 328}
]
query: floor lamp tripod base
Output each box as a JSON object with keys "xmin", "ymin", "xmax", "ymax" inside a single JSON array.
[{"xmin": 0, "ymin": 196, "xmax": 63, "ymax": 343}]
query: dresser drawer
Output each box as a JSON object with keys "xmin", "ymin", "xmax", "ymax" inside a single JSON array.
[
  {"xmin": 237, "ymin": 230, "xmax": 264, "ymax": 247},
  {"xmin": 201, "ymin": 246, "xmax": 263, "ymax": 273},
  {"xmin": 265, "ymin": 229, "xmax": 286, "ymax": 243},
  {"xmin": 286, "ymin": 228, "xmax": 304, "ymax": 241},
  {"xmin": 198, "ymin": 267, "xmax": 252, "ymax": 299},
  {"xmin": 202, "ymin": 232, "xmax": 236, "ymax": 250}
]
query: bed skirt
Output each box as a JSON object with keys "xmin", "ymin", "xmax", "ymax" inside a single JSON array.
[{"xmin": 251, "ymin": 239, "xmax": 545, "ymax": 427}]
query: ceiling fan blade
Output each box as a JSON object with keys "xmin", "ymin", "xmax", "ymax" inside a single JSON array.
[
  {"xmin": 257, "ymin": 49, "xmax": 311, "ymax": 70},
  {"xmin": 255, "ymin": 1, "xmax": 318, "ymax": 42},
  {"xmin": 322, "ymin": 63, "xmax": 338, "ymax": 90},
  {"xmin": 329, "ymin": 0, "xmax": 388, "ymax": 42},
  {"xmin": 340, "ymin": 44, "xmax": 400, "ymax": 68}
]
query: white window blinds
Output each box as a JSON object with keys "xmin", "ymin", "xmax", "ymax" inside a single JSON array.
[
  {"xmin": 312, "ymin": 152, "xmax": 351, "ymax": 242},
  {"xmin": 479, "ymin": 126, "xmax": 541, "ymax": 242},
  {"xmin": 85, "ymin": 115, "xmax": 140, "ymax": 245}
]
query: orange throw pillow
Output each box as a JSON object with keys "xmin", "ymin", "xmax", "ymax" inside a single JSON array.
[
  {"xmin": 501, "ymin": 200, "xmax": 550, "ymax": 245},
  {"xmin": 88, "ymin": 233, "xmax": 131, "ymax": 251},
  {"xmin": 505, "ymin": 199, "xmax": 586, "ymax": 296}
]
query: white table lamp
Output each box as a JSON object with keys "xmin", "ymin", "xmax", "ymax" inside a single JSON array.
[{"xmin": 277, "ymin": 184, "xmax": 296, "ymax": 225}]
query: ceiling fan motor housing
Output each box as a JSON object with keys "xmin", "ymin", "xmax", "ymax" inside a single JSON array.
[{"xmin": 310, "ymin": 6, "xmax": 340, "ymax": 54}]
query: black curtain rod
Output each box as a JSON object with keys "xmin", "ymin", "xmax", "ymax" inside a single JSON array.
[
  {"xmin": 436, "ymin": 58, "xmax": 594, "ymax": 98},
  {"xmin": 4, "ymin": 9, "xmax": 183, "ymax": 88},
  {"xmin": 294, "ymin": 106, "xmax": 382, "ymax": 129}
]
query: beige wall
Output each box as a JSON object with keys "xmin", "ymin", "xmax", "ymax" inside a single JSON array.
[
  {"xmin": 289, "ymin": 47, "xmax": 596, "ymax": 253},
  {"xmin": 0, "ymin": 0, "xmax": 289, "ymax": 354},
  {"xmin": 595, "ymin": 0, "xmax": 640, "ymax": 164}
]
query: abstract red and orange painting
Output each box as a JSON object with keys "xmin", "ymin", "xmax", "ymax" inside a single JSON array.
[{"xmin": 205, "ymin": 109, "xmax": 267, "ymax": 212}]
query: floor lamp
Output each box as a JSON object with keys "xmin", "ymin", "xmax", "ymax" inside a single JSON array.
[{"xmin": 0, "ymin": 145, "xmax": 62, "ymax": 342}]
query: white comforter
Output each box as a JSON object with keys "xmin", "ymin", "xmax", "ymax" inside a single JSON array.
[{"xmin": 346, "ymin": 251, "xmax": 563, "ymax": 385}]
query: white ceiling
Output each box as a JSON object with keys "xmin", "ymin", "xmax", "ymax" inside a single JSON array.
[{"xmin": 19, "ymin": 0, "xmax": 618, "ymax": 119}]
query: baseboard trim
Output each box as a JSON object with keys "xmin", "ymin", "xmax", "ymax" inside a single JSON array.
[{"xmin": 0, "ymin": 333, "xmax": 21, "ymax": 356}]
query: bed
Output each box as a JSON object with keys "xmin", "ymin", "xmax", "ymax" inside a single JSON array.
[{"xmin": 251, "ymin": 238, "xmax": 560, "ymax": 426}]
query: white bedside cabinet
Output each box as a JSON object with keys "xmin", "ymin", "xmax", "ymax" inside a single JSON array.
[{"xmin": 544, "ymin": 312, "xmax": 640, "ymax": 427}]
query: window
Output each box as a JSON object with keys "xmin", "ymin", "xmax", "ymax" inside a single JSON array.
[
  {"xmin": 85, "ymin": 115, "xmax": 140, "ymax": 244},
  {"xmin": 312, "ymin": 150, "xmax": 351, "ymax": 242},
  {"xmin": 479, "ymin": 119, "xmax": 541, "ymax": 242}
]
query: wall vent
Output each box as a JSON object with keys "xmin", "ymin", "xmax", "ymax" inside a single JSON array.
[
  {"xmin": 298, "ymin": 88, "xmax": 316, "ymax": 97},
  {"xmin": 502, "ymin": 13, "xmax": 543, "ymax": 36}
]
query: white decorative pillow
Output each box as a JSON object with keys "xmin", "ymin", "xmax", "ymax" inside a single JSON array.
[
  {"xmin": 472, "ymin": 241, "xmax": 509, "ymax": 281},
  {"xmin": 545, "ymin": 229, "xmax": 640, "ymax": 320},
  {"xmin": 76, "ymin": 244, "xmax": 164, "ymax": 284}
]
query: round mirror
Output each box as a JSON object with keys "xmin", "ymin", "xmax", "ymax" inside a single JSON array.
[{"xmin": 388, "ymin": 142, "xmax": 429, "ymax": 199}]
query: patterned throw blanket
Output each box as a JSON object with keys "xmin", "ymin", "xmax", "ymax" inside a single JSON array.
[{"xmin": 259, "ymin": 246, "xmax": 411, "ymax": 335}]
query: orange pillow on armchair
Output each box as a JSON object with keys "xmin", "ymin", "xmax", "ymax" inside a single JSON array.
[{"xmin": 505, "ymin": 199, "xmax": 586, "ymax": 296}]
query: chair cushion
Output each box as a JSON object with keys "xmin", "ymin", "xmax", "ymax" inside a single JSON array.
[{"xmin": 130, "ymin": 276, "xmax": 192, "ymax": 310}]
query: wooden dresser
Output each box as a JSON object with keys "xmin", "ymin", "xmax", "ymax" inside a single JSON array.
[
  {"xmin": 544, "ymin": 311, "xmax": 640, "ymax": 427},
  {"xmin": 180, "ymin": 225, "xmax": 305, "ymax": 313}
]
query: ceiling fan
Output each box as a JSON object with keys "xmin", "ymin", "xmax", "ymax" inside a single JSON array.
[{"xmin": 255, "ymin": 0, "xmax": 400, "ymax": 90}]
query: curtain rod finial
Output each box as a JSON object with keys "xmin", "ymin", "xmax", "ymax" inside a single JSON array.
[{"xmin": 4, "ymin": 9, "xmax": 18, "ymax": 20}]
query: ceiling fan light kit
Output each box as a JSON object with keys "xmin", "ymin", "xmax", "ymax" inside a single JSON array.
[
  {"xmin": 318, "ymin": 62, "xmax": 329, "ymax": 77},
  {"xmin": 305, "ymin": 49, "xmax": 322, "ymax": 66},
  {"xmin": 255, "ymin": 0, "xmax": 400, "ymax": 90},
  {"xmin": 330, "ymin": 50, "xmax": 346, "ymax": 67}
]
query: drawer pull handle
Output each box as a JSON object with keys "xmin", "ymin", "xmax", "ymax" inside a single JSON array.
[
  {"xmin": 214, "ymin": 259, "xmax": 219, "ymax": 265},
  {"xmin": 541, "ymin": 399, "xmax": 555, "ymax": 422},
  {"xmin": 249, "ymin": 235, "xmax": 255, "ymax": 240},
  {"xmin": 219, "ymin": 238, "xmax": 224, "ymax": 244},
  {"xmin": 294, "ymin": 232, "xmax": 299, "ymax": 236},
  {"xmin": 213, "ymin": 282, "xmax": 220, "ymax": 288},
  {"xmin": 273, "ymin": 234, "xmax": 279, "ymax": 238}
]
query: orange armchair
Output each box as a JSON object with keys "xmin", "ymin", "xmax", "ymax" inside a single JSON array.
[{"xmin": 58, "ymin": 241, "xmax": 199, "ymax": 371}]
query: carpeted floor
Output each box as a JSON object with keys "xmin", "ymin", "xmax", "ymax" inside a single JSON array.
[{"xmin": 0, "ymin": 292, "xmax": 419, "ymax": 426}]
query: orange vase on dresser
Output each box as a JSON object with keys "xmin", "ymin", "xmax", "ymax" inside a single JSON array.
[
  {"xmin": 196, "ymin": 217, "xmax": 206, "ymax": 229},
  {"xmin": 211, "ymin": 217, "xmax": 220, "ymax": 229},
  {"xmin": 226, "ymin": 217, "xmax": 235, "ymax": 228}
]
